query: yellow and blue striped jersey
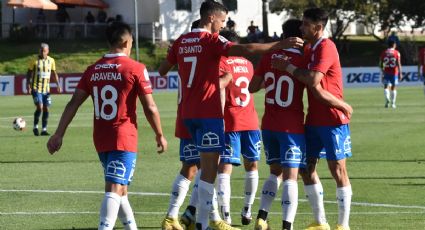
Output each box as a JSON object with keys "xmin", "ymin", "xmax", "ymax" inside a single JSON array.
[{"xmin": 28, "ymin": 56, "xmax": 56, "ymax": 93}]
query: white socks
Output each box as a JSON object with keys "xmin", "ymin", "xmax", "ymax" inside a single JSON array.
[
  {"xmin": 197, "ymin": 180, "xmax": 215, "ymax": 229},
  {"xmin": 189, "ymin": 170, "xmax": 201, "ymax": 207},
  {"xmin": 337, "ymin": 185, "xmax": 352, "ymax": 228},
  {"xmin": 304, "ymin": 183, "xmax": 327, "ymax": 224},
  {"xmin": 118, "ymin": 195, "xmax": 137, "ymax": 230},
  {"xmin": 259, "ymin": 174, "xmax": 282, "ymax": 212},
  {"xmin": 384, "ymin": 88, "xmax": 390, "ymax": 102},
  {"xmin": 281, "ymin": 180, "xmax": 298, "ymax": 223},
  {"xmin": 210, "ymin": 188, "xmax": 222, "ymax": 222},
  {"xmin": 390, "ymin": 90, "xmax": 397, "ymax": 104},
  {"xmin": 244, "ymin": 170, "xmax": 259, "ymax": 210},
  {"xmin": 217, "ymin": 173, "xmax": 231, "ymax": 221},
  {"xmin": 99, "ymin": 192, "xmax": 121, "ymax": 230},
  {"xmin": 167, "ymin": 174, "xmax": 191, "ymax": 218}
]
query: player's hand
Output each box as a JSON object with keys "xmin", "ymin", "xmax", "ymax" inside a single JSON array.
[
  {"xmin": 47, "ymin": 134, "xmax": 63, "ymax": 155},
  {"xmin": 156, "ymin": 134, "xmax": 167, "ymax": 154},
  {"xmin": 278, "ymin": 37, "xmax": 304, "ymax": 49},
  {"xmin": 341, "ymin": 102, "xmax": 353, "ymax": 119},
  {"xmin": 271, "ymin": 55, "xmax": 290, "ymax": 72},
  {"xmin": 57, "ymin": 86, "xmax": 62, "ymax": 93},
  {"xmin": 27, "ymin": 85, "xmax": 32, "ymax": 94}
]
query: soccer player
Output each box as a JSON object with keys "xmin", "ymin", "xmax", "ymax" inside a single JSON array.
[
  {"xmin": 418, "ymin": 46, "xmax": 425, "ymax": 95},
  {"xmin": 157, "ymin": 1, "xmax": 303, "ymax": 229},
  {"xmin": 249, "ymin": 19, "xmax": 306, "ymax": 230},
  {"xmin": 46, "ymin": 22, "xmax": 167, "ymax": 230},
  {"xmin": 26, "ymin": 43, "xmax": 61, "ymax": 136},
  {"xmin": 271, "ymin": 8, "xmax": 354, "ymax": 230},
  {"xmin": 380, "ymin": 40, "xmax": 402, "ymax": 108},
  {"xmin": 215, "ymin": 30, "xmax": 261, "ymax": 226}
]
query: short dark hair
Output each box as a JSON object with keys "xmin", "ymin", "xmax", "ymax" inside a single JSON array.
[
  {"xmin": 105, "ymin": 21, "xmax": 132, "ymax": 46},
  {"xmin": 281, "ymin": 19, "xmax": 302, "ymax": 38},
  {"xmin": 303, "ymin": 8, "xmax": 329, "ymax": 27},
  {"xmin": 200, "ymin": 0, "xmax": 228, "ymax": 19},
  {"xmin": 191, "ymin": 19, "xmax": 200, "ymax": 31},
  {"xmin": 219, "ymin": 30, "xmax": 239, "ymax": 42},
  {"xmin": 388, "ymin": 40, "xmax": 396, "ymax": 47}
]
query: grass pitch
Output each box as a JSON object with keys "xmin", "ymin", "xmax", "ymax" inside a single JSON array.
[{"xmin": 0, "ymin": 86, "xmax": 425, "ymax": 229}]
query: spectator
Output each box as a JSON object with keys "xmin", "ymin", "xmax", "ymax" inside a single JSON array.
[
  {"xmin": 272, "ymin": 32, "xmax": 279, "ymax": 41},
  {"xmin": 85, "ymin": 11, "xmax": 95, "ymax": 23},
  {"xmin": 226, "ymin": 17, "xmax": 235, "ymax": 31},
  {"xmin": 247, "ymin": 20, "xmax": 259, "ymax": 42},
  {"xmin": 56, "ymin": 6, "xmax": 70, "ymax": 38},
  {"xmin": 116, "ymin": 14, "xmax": 123, "ymax": 22},
  {"xmin": 97, "ymin": 9, "xmax": 107, "ymax": 23}
]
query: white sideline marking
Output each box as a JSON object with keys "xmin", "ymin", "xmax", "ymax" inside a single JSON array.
[
  {"xmin": 1, "ymin": 211, "xmax": 424, "ymax": 216},
  {"xmin": 1, "ymin": 189, "xmax": 425, "ymax": 210}
]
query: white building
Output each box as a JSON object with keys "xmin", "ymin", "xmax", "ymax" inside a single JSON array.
[{"xmin": 1, "ymin": 0, "xmax": 290, "ymax": 40}]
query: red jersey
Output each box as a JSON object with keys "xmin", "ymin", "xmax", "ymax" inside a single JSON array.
[
  {"xmin": 380, "ymin": 48, "xmax": 401, "ymax": 75},
  {"xmin": 175, "ymin": 77, "xmax": 192, "ymax": 139},
  {"xmin": 77, "ymin": 53, "xmax": 153, "ymax": 153},
  {"xmin": 167, "ymin": 28, "xmax": 234, "ymax": 119},
  {"xmin": 220, "ymin": 56, "xmax": 258, "ymax": 132},
  {"xmin": 418, "ymin": 47, "xmax": 425, "ymax": 74},
  {"xmin": 254, "ymin": 49, "xmax": 305, "ymax": 133},
  {"xmin": 304, "ymin": 38, "xmax": 349, "ymax": 126}
]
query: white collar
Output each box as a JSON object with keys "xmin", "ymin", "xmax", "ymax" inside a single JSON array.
[
  {"xmin": 191, "ymin": 28, "xmax": 210, "ymax": 33},
  {"xmin": 104, "ymin": 53, "xmax": 127, "ymax": 58},
  {"xmin": 312, "ymin": 37, "xmax": 325, "ymax": 51}
]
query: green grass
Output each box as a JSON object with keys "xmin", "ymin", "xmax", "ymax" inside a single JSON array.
[{"xmin": 1, "ymin": 86, "xmax": 425, "ymax": 229}]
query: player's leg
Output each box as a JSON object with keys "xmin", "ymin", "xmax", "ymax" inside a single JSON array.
[
  {"xmin": 32, "ymin": 92, "xmax": 42, "ymax": 136},
  {"xmin": 301, "ymin": 126, "xmax": 329, "ymax": 230},
  {"xmin": 322, "ymin": 125, "xmax": 352, "ymax": 230},
  {"xmin": 240, "ymin": 130, "xmax": 261, "ymax": 225},
  {"xmin": 181, "ymin": 168, "xmax": 201, "ymax": 230},
  {"xmin": 217, "ymin": 131, "xmax": 241, "ymax": 224},
  {"xmin": 118, "ymin": 186, "xmax": 138, "ymax": 230},
  {"xmin": 184, "ymin": 118, "xmax": 232, "ymax": 230},
  {"xmin": 40, "ymin": 93, "xmax": 51, "ymax": 135},
  {"xmin": 217, "ymin": 162, "xmax": 233, "ymax": 224},
  {"xmin": 383, "ymin": 75, "xmax": 391, "ymax": 107},
  {"xmin": 255, "ymin": 130, "xmax": 282, "ymax": 229},
  {"xmin": 163, "ymin": 138, "xmax": 199, "ymax": 230},
  {"xmin": 98, "ymin": 151, "xmax": 137, "ymax": 230},
  {"xmin": 390, "ymin": 76, "xmax": 398, "ymax": 108},
  {"xmin": 279, "ymin": 132, "xmax": 306, "ymax": 230}
]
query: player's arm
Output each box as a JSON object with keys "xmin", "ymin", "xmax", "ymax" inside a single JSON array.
[
  {"xmin": 309, "ymin": 84, "xmax": 353, "ymax": 119},
  {"xmin": 219, "ymin": 72, "xmax": 232, "ymax": 89},
  {"xmin": 51, "ymin": 70, "xmax": 62, "ymax": 93},
  {"xmin": 271, "ymin": 57, "xmax": 321, "ymax": 87},
  {"xmin": 158, "ymin": 59, "xmax": 174, "ymax": 76},
  {"xmin": 139, "ymin": 93, "xmax": 167, "ymax": 154},
  {"xmin": 26, "ymin": 69, "xmax": 33, "ymax": 94},
  {"xmin": 248, "ymin": 75, "xmax": 264, "ymax": 93},
  {"xmin": 397, "ymin": 55, "xmax": 402, "ymax": 81},
  {"xmin": 228, "ymin": 37, "xmax": 304, "ymax": 56},
  {"xmin": 47, "ymin": 89, "xmax": 89, "ymax": 154}
]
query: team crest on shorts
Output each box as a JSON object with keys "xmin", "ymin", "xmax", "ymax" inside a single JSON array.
[
  {"xmin": 284, "ymin": 146, "xmax": 302, "ymax": 162},
  {"xmin": 183, "ymin": 144, "xmax": 198, "ymax": 158},
  {"xmin": 201, "ymin": 132, "xmax": 220, "ymax": 147},
  {"xmin": 106, "ymin": 160, "xmax": 126, "ymax": 179}
]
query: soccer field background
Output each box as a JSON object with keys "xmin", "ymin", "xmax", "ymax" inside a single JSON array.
[{"xmin": 1, "ymin": 86, "xmax": 425, "ymax": 229}]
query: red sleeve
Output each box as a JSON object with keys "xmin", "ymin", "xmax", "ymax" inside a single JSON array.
[
  {"xmin": 211, "ymin": 34, "xmax": 234, "ymax": 58},
  {"xmin": 309, "ymin": 43, "xmax": 336, "ymax": 75},
  {"xmin": 219, "ymin": 57, "xmax": 231, "ymax": 75},
  {"xmin": 166, "ymin": 40, "xmax": 178, "ymax": 65},
  {"xmin": 136, "ymin": 64, "xmax": 153, "ymax": 95},
  {"xmin": 76, "ymin": 69, "xmax": 91, "ymax": 94}
]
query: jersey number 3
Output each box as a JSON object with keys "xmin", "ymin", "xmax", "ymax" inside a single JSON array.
[{"xmin": 93, "ymin": 85, "xmax": 118, "ymax": 120}]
